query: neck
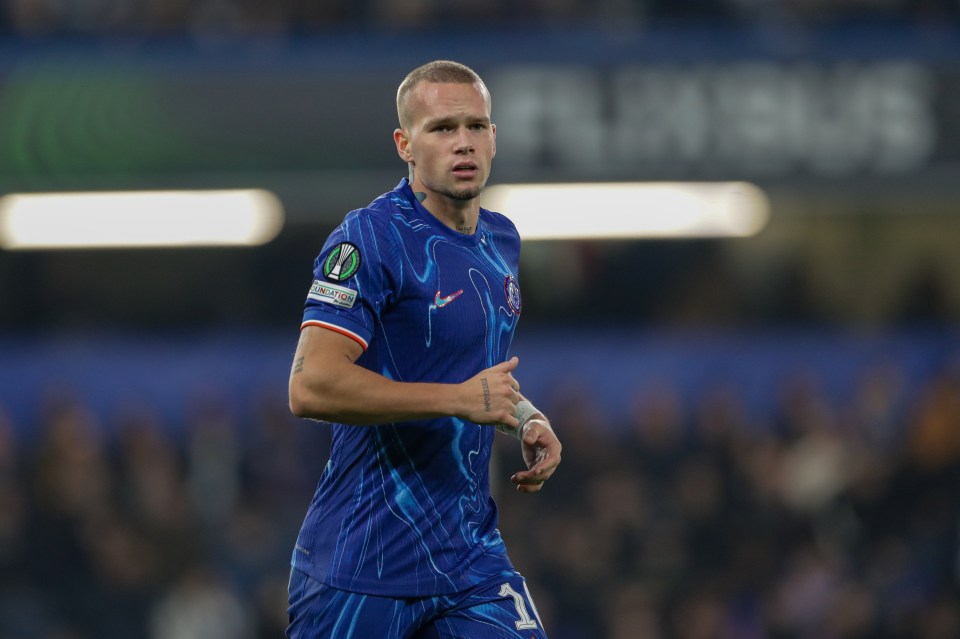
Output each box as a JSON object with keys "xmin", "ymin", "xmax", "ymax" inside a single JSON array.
[
  {"xmin": 409, "ymin": 180, "xmax": 479, "ymax": 235},
  {"xmin": 428, "ymin": 201, "xmax": 479, "ymax": 236},
  {"xmin": 441, "ymin": 202, "xmax": 478, "ymax": 234}
]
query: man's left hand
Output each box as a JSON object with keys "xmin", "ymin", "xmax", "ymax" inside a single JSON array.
[{"xmin": 510, "ymin": 418, "xmax": 561, "ymax": 493}]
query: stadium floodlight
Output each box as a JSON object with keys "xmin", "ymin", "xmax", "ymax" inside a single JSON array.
[
  {"xmin": 481, "ymin": 182, "xmax": 770, "ymax": 240},
  {"xmin": 0, "ymin": 189, "xmax": 284, "ymax": 249}
]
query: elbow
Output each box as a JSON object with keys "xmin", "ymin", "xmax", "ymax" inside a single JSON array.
[
  {"xmin": 288, "ymin": 379, "xmax": 318, "ymax": 420},
  {"xmin": 288, "ymin": 378, "xmax": 336, "ymax": 421},
  {"xmin": 288, "ymin": 392, "xmax": 309, "ymax": 420}
]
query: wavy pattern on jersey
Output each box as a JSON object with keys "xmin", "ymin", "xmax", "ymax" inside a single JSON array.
[
  {"xmin": 367, "ymin": 211, "xmax": 515, "ymax": 584},
  {"xmin": 326, "ymin": 207, "xmax": 479, "ymax": 593},
  {"xmin": 390, "ymin": 212, "xmax": 517, "ymax": 355},
  {"xmin": 296, "ymin": 180, "xmax": 520, "ymax": 597},
  {"xmin": 377, "ymin": 423, "xmax": 459, "ymax": 592}
]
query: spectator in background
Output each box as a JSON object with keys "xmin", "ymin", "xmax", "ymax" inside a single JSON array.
[
  {"xmin": 0, "ymin": 339, "xmax": 958, "ymax": 638},
  {"xmin": 149, "ymin": 566, "xmax": 252, "ymax": 639},
  {"xmin": 4, "ymin": 0, "xmax": 957, "ymax": 36}
]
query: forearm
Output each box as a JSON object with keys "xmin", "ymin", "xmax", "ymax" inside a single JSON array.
[
  {"xmin": 289, "ymin": 358, "xmax": 459, "ymax": 425},
  {"xmin": 289, "ymin": 326, "xmax": 521, "ymax": 427}
]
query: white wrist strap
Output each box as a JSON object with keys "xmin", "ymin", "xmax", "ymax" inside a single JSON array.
[
  {"xmin": 496, "ymin": 400, "xmax": 541, "ymax": 440},
  {"xmin": 514, "ymin": 399, "xmax": 539, "ymax": 427}
]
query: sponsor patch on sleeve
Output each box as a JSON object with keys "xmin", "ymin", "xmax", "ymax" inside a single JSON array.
[{"xmin": 308, "ymin": 280, "xmax": 358, "ymax": 309}]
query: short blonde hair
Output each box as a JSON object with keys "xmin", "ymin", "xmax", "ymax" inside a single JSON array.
[{"xmin": 396, "ymin": 60, "xmax": 490, "ymax": 129}]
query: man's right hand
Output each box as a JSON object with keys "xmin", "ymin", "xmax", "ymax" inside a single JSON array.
[{"xmin": 458, "ymin": 357, "xmax": 521, "ymax": 428}]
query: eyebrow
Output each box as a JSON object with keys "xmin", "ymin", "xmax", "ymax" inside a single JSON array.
[{"xmin": 423, "ymin": 115, "xmax": 491, "ymax": 128}]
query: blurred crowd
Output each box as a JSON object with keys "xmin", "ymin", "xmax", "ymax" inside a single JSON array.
[
  {"xmin": 0, "ymin": 388, "xmax": 322, "ymax": 639},
  {"xmin": 499, "ymin": 358, "xmax": 960, "ymax": 639},
  {"xmin": 1, "ymin": 0, "xmax": 957, "ymax": 36},
  {"xmin": 0, "ymin": 343, "xmax": 958, "ymax": 639}
]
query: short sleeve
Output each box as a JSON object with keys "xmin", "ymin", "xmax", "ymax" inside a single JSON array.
[{"xmin": 301, "ymin": 210, "xmax": 396, "ymax": 351}]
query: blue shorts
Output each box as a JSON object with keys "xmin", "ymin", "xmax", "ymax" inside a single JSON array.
[{"xmin": 286, "ymin": 568, "xmax": 548, "ymax": 639}]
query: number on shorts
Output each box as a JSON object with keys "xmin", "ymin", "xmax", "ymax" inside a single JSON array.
[{"xmin": 500, "ymin": 583, "xmax": 538, "ymax": 630}]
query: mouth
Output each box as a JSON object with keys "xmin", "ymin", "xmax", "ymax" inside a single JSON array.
[{"xmin": 452, "ymin": 162, "xmax": 478, "ymax": 177}]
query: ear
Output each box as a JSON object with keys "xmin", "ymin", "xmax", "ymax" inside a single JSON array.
[
  {"xmin": 490, "ymin": 123, "xmax": 496, "ymax": 160},
  {"xmin": 394, "ymin": 128, "xmax": 414, "ymax": 164}
]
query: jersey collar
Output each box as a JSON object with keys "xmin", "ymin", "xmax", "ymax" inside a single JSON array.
[{"xmin": 395, "ymin": 179, "xmax": 483, "ymax": 247}]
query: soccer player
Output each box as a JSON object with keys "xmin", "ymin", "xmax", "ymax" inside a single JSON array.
[{"xmin": 286, "ymin": 59, "xmax": 562, "ymax": 639}]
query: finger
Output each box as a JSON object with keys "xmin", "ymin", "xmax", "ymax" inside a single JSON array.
[
  {"xmin": 514, "ymin": 462, "xmax": 556, "ymax": 483},
  {"xmin": 496, "ymin": 356, "xmax": 519, "ymax": 372},
  {"xmin": 533, "ymin": 453, "xmax": 560, "ymax": 477},
  {"xmin": 500, "ymin": 414, "xmax": 521, "ymax": 430},
  {"xmin": 510, "ymin": 471, "xmax": 544, "ymax": 486},
  {"xmin": 522, "ymin": 419, "xmax": 551, "ymax": 445},
  {"xmin": 512, "ymin": 454, "xmax": 557, "ymax": 481},
  {"xmin": 510, "ymin": 471, "xmax": 546, "ymax": 493},
  {"xmin": 523, "ymin": 427, "xmax": 538, "ymax": 446},
  {"xmin": 511, "ymin": 474, "xmax": 546, "ymax": 488},
  {"xmin": 523, "ymin": 442, "xmax": 560, "ymax": 476}
]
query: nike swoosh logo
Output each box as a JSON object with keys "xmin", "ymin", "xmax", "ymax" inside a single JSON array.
[{"xmin": 434, "ymin": 289, "xmax": 463, "ymax": 308}]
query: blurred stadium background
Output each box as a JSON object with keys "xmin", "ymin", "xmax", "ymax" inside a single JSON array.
[{"xmin": 2, "ymin": 1, "xmax": 960, "ymax": 638}]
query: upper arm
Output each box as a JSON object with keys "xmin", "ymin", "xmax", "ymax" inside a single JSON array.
[
  {"xmin": 289, "ymin": 325, "xmax": 365, "ymax": 416},
  {"xmin": 293, "ymin": 324, "xmax": 364, "ymax": 375}
]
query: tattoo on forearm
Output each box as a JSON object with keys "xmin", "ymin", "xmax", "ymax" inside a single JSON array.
[
  {"xmin": 480, "ymin": 377, "xmax": 491, "ymax": 412},
  {"xmin": 293, "ymin": 356, "xmax": 304, "ymax": 374}
]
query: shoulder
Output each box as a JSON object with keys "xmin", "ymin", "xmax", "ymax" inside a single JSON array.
[
  {"xmin": 329, "ymin": 196, "xmax": 410, "ymax": 274},
  {"xmin": 344, "ymin": 194, "xmax": 393, "ymax": 224},
  {"xmin": 336, "ymin": 192, "xmax": 404, "ymax": 238},
  {"xmin": 480, "ymin": 208, "xmax": 520, "ymax": 241}
]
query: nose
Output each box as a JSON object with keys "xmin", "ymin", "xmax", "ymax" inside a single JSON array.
[{"xmin": 454, "ymin": 129, "xmax": 474, "ymax": 154}]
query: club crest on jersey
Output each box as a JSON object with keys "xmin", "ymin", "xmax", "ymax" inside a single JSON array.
[
  {"xmin": 504, "ymin": 275, "xmax": 522, "ymax": 315},
  {"xmin": 322, "ymin": 242, "xmax": 361, "ymax": 282},
  {"xmin": 308, "ymin": 280, "xmax": 357, "ymax": 308}
]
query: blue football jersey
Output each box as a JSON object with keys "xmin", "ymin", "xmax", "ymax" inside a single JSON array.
[{"xmin": 293, "ymin": 179, "xmax": 524, "ymax": 597}]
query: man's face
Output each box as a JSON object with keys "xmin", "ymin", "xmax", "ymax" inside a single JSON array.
[{"xmin": 396, "ymin": 81, "xmax": 496, "ymax": 203}]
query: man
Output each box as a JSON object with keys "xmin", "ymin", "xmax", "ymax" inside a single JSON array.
[{"xmin": 286, "ymin": 60, "xmax": 562, "ymax": 639}]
